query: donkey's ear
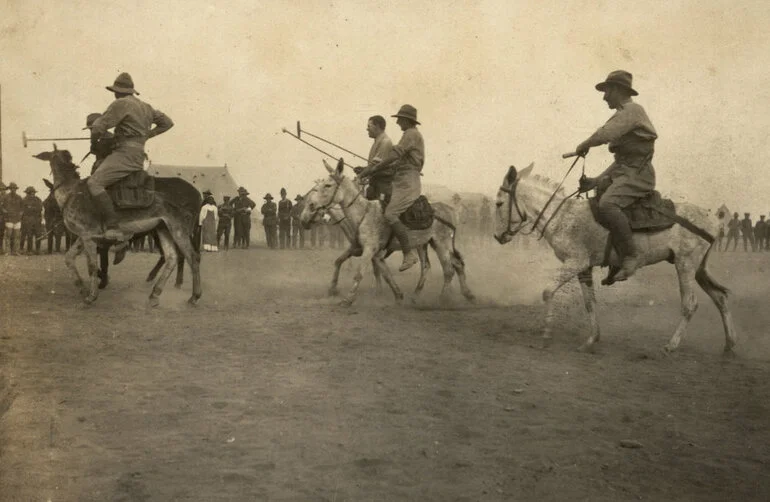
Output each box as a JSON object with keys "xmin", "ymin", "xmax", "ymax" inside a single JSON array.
[
  {"xmin": 335, "ymin": 158, "xmax": 344, "ymax": 177},
  {"xmin": 518, "ymin": 162, "xmax": 534, "ymax": 178},
  {"xmin": 43, "ymin": 178, "xmax": 54, "ymax": 190},
  {"xmin": 322, "ymin": 159, "xmax": 334, "ymax": 173},
  {"xmin": 506, "ymin": 165, "xmax": 517, "ymax": 184},
  {"xmin": 33, "ymin": 152, "xmax": 52, "ymax": 161}
]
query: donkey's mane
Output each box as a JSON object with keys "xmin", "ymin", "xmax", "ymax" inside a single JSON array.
[{"xmin": 529, "ymin": 174, "xmax": 565, "ymax": 196}]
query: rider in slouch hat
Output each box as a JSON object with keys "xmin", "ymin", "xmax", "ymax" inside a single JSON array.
[{"xmin": 575, "ymin": 70, "xmax": 658, "ymax": 281}]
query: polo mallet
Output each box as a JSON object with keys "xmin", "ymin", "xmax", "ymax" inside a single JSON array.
[
  {"xmin": 282, "ymin": 127, "xmax": 356, "ymax": 170},
  {"xmin": 22, "ymin": 131, "xmax": 89, "ymax": 148},
  {"xmin": 296, "ymin": 121, "xmax": 368, "ymax": 163}
]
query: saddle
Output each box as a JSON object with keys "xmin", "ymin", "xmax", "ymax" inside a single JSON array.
[
  {"xmin": 589, "ymin": 190, "xmax": 676, "ymax": 233},
  {"xmin": 106, "ymin": 171, "xmax": 155, "ymax": 209},
  {"xmin": 589, "ymin": 190, "xmax": 676, "ymax": 285},
  {"xmin": 378, "ymin": 195, "xmax": 434, "ymax": 230}
]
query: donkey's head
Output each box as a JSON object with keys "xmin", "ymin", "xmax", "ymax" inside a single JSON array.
[
  {"xmin": 33, "ymin": 144, "xmax": 80, "ymax": 182},
  {"xmin": 494, "ymin": 163, "xmax": 533, "ymax": 244},
  {"xmin": 299, "ymin": 158, "xmax": 347, "ymax": 229}
]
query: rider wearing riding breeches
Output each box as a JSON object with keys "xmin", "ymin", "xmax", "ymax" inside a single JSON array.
[
  {"xmin": 86, "ymin": 73, "xmax": 173, "ymax": 239},
  {"xmin": 576, "ymin": 70, "xmax": 657, "ymax": 281},
  {"xmin": 360, "ymin": 104, "xmax": 424, "ymax": 272}
]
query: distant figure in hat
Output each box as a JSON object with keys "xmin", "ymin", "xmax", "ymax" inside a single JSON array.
[
  {"xmin": 43, "ymin": 180, "xmax": 66, "ymax": 254},
  {"xmin": 198, "ymin": 193, "xmax": 219, "ymax": 252},
  {"xmin": 201, "ymin": 189, "xmax": 213, "ymax": 209},
  {"xmin": 354, "ymin": 115, "xmax": 394, "ymax": 204},
  {"xmin": 575, "ymin": 70, "xmax": 658, "ymax": 281},
  {"xmin": 754, "ymin": 215, "xmax": 766, "ymax": 252},
  {"xmin": 741, "ymin": 212, "xmax": 755, "ymax": 252},
  {"xmin": 83, "ymin": 112, "xmax": 117, "ymax": 174},
  {"xmin": 232, "ymin": 187, "xmax": 256, "ymax": 248},
  {"xmin": 261, "ymin": 193, "xmax": 278, "ymax": 249},
  {"xmin": 358, "ymin": 104, "xmax": 425, "ymax": 271},
  {"xmin": 277, "ymin": 187, "xmax": 293, "ymax": 250},
  {"xmin": 726, "ymin": 212, "xmax": 740, "ymax": 251},
  {"xmin": 290, "ymin": 194, "xmax": 306, "ymax": 249},
  {"xmin": 0, "ymin": 181, "xmax": 7, "ymax": 253},
  {"xmin": 19, "ymin": 186, "xmax": 43, "ymax": 255},
  {"xmin": 217, "ymin": 195, "xmax": 234, "ymax": 250},
  {"xmin": 2, "ymin": 182, "xmax": 23, "ymax": 255},
  {"xmin": 86, "ymin": 72, "xmax": 174, "ymax": 241}
]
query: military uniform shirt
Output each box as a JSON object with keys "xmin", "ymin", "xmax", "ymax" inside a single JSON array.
[
  {"xmin": 91, "ymin": 95, "xmax": 173, "ymax": 147},
  {"xmin": 278, "ymin": 199, "xmax": 293, "ymax": 222},
  {"xmin": 392, "ymin": 128, "xmax": 425, "ymax": 172},
  {"xmin": 592, "ymin": 100, "xmax": 657, "ymax": 149}
]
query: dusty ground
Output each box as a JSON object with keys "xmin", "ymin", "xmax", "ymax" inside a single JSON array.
[{"xmin": 1, "ymin": 240, "xmax": 770, "ymax": 501}]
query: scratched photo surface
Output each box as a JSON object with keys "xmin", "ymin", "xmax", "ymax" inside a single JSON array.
[{"xmin": 2, "ymin": 1, "xmax": 770, "ymax": 501}]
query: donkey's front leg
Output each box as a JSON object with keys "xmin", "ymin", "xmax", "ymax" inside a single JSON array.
[
  {"xmin": 340, "ymin": 247, "xmax": 375, "ymax": 307},
  {"xmin": 577, "ymin": 268, "xmax": 601, "ymax": 352},
  {"xmin": 64, "ymin": 238, "xmax": 86, "ymax": 295},
  {"xmin": 541, "ymin": 260, "xmax": 586, "ymax": 348},
  {"xmin": 81, "ymin": 239, "xmax": 101, "ymax": 304}
]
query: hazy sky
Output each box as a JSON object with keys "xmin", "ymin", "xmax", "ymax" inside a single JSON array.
[{"xmin": 2, "ymin": 0, "xmax": 769, "ymax": 214}]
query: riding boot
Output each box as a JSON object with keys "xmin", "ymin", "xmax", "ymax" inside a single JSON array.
[
  {"xmin": 93, "ymin": 192, "xmax": 129, "ymax": 242},
  {"xmin": 113, "ymin": 242, "xmax": 129, "ymax": 265},
  {"xmin": 391, "ymin": 220, "xmax": 418, "ymax": 272},
  {"xmin": 598, "ymin": 204, "xmax": 639, "ymax": 281}
]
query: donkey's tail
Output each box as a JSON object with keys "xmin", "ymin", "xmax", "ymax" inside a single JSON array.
[
  {"xmin": 695, "ymin": 242, "xmax": 729, "ymax": 295},
  {"xmin": 434, "ymin": 214, "xmax": 464, "ymax": 266}
]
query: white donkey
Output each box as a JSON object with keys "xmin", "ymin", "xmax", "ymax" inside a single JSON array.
[
  {"xmin": 300, "ymin": 159, "xmax": 475, "ymax": 306},
  {"xmin": 493, "ymin": 163, "xmax": 737, "ymax": 354}
]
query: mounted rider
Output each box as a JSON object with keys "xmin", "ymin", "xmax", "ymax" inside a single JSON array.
[
  {"xmin": 359, "ymin": 104, "xmax": 424, "ymax": 272},
  {"xmin": 83, "ymin": 113, "xmax": 116, "ymax": 174},
  {"xmin": 86, "ymin": 72, "xmax": 174, "ymax": 240},
  {"xmin": 576, "ymin": 70, "xmax": 657, "ymax": 281},
  {"xmin": 355, "ymin": 115, "xmax": 394, "ymax": 204}
]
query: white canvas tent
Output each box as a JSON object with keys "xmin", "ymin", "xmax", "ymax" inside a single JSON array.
[{"xmin": 149, "ymin": 163, "xmax": 241, "ymax": 202}]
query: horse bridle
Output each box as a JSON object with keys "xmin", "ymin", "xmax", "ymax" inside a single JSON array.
[
  {"xmin": 306, "ymin": 176, "xmax": 364, "ymax": 226},
  {"xmin": 495, "ymin": 177, "xmax": 529, "ymax": 243}
]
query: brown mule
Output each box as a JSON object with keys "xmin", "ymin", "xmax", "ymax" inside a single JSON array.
[{"xmin": 34, "ymin": 146, "xmax": 202, "ymax": 306}]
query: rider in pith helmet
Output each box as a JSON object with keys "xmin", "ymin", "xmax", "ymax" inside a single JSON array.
[{"xmin": 575, "ymin": 70, "xmax": 658, "ymax": 281}]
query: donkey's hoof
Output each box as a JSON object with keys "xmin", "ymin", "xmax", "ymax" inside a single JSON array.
[
  {"xmin": 464, "ymin": 293, "xmax": 477, "ymax": 304},
  {"xmin": 577, "ymin": 343, "xmax": 596, "ymax": 353},
  {"xmin": 540, "ymin": 336, "xmax": 552, "ymax": 350},
  {"xmin": 339, "ymin": 298, "xmax": 353, "ymax": 307},
  {"xmin": 83, "ymin": 294, "xmax": 97, "ymax": 305},
  {"xmin": 722, "ymin": 347, "xmax": 737, "ymax": 359},
  {"xmin": 187, "ymin": 295, "xmax": 199, "ymax": 306},
  {"xmin": 174, "ymin": 281, "xmax": 183, "ymax": 289},
  {"xmin": 328, "ymin": 287, "xmax": 340, "ymax": 297},
  {"xmin": 148, "ymin": 296, "xmax": 160, "ymax": 308},
  {"xmin": 661, "ymin": 344, "xmax": 676, "ymax": 356}
]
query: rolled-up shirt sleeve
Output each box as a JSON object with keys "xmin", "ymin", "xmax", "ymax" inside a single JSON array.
[
  {"xmin": 149, "ymin": 109, "xmax": 174, "ymax": 138},
  {"xmin": 592, "ymin": 107, "xmax": 638, "ymax": 144}
]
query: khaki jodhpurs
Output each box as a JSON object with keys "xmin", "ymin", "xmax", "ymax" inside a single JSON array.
[
  {"xmin": 383, "ymin": 170, "xmax": 421, "ymax": 225},
  {"xmin": 86, "ymin": 145, "xmax": 146, "ymax": 196}
]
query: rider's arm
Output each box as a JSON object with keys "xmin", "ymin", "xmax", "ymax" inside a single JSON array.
[
  {"xmin": 576, "ymin": 106, "xmax": 637, "ymax": 156},
  {"xmin": 148, "ymin": 109, "xmax": 174, "ymax": 138}
]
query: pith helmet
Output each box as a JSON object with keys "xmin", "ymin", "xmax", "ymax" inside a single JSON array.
[
  {"xmin": 82, "ymin": 113, "xmax": 102, "ymax": 130},
  {"xmin": 391, "ymin": 104, "xmax": 421, "ymax": 125},
  {"xmin": 106, "ymin": 72, "xmax": 140, "ymax": 95},
  {"xmin": 24, "ymin": 186, "xmax": 37, "ymax": 194},
  {"xmin": 7, "ymin": 182, "xmax": 18, "ymax": 190},
  {"xmin": 295, "ymin": 194, "xmax": 303, "ymax": 201},
  {"xmin": 595, "ymin": 70, "xmax": 638, "ymax": 96},
  {"xmin": 264, "ymin": 193, "xmax": 273, "ymax": 200},
  {"xmin": 237, "ymin": 186, "xmax": 248, "ymax": 195}
]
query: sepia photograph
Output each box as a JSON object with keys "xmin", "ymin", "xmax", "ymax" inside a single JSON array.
[{"xmin": 1, "ymin": 1, "xmax": 769, "ymax": 500}]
